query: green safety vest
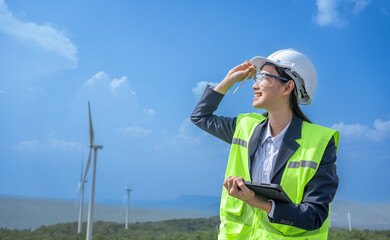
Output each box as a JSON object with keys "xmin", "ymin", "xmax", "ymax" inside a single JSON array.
[{"xmin": 218, "ymin": 113, "xmax": 339, "ymax": 240}]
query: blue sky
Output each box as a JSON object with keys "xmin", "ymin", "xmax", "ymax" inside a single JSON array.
[{"xmin": 0, "ymin": 0, "xmax": 389, "ymax": 204}]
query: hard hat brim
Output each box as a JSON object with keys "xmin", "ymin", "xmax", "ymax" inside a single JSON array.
[{"xmin": 251, "ymin": 56, "xmax": 294, "ymax": 72}]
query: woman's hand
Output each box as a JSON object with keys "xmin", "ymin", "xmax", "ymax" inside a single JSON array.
[
  {"xmin": 225, "ymin": 60, "xmax": 257, "ymax": 83},
  {"xmin": 223, "ymin": 176, "xmax": 273, "ymax": 213},
  {"xmin": 223, "ymin": 176, "xmax": 255, "ymax": 202},
  {"xmin": 214, "ymin": 60, "xmax": 257, "ymax": 95}
]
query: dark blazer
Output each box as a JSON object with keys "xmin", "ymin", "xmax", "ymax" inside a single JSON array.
[{"xmin": 190, "ymin": 86, "xmax": 339, "ymax": 231}]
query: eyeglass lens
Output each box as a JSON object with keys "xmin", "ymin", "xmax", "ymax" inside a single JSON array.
[{"xmin": 254, "ymin": 73, "xmax": 274, "ymax": 87}]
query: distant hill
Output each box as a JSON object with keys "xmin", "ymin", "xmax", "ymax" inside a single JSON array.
[
  {"xmin": 0, "ymin": 196, "xmax": 211, "ymax": 230},
  {"xmin": 1, "ymin": 195, "xmax": 390, "ymax": 230},
  {"xmin": 131, "ymin": 196, "xmax": 390, "ymax": 230},
  {"xmin": 331, "ymin": 200, "xmax": 390, "ymax": 230}
]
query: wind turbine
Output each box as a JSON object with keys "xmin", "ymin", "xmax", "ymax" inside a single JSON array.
[
  {"xmin": 329, "ymin": 211, "xmax": 337, "ymax": 229},
  {"xmin": 123, "ymin": 183, "xmax": 132, "ymax": 229},
  {"xmin": 83, "ymin": 101, "xmax": 103, "ymax": 240},
  {"xmin": 77, "ymin": 149, "xmax": 88, "ymax": 233},
  {"xmin": 347, "ymin": 211, "xmax": 352, "ymax": 232}
]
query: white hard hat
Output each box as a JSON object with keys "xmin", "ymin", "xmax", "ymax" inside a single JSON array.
[{"xmin": 251, "ymin": 49, "xmax": 317, "ymax": 105}]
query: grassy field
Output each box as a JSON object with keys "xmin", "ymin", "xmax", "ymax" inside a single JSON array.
[{"xmin": 1, "ymin": 218, "xmax": 390, "ymax": 240}]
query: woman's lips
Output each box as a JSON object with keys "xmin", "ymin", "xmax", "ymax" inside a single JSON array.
[{"xmin": 254, "ymin": 91, "xmax": 262, "ymax": 98}]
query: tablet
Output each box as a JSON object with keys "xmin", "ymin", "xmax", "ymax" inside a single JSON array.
[{"xmin": 244, "ymin": 181, "xmax": 292, "ymax": 203}]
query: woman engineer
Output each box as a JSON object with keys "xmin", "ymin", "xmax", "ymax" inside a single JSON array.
[{"xmin": 190, "ymin": 49, "xmax": 339, "ymax": 240}]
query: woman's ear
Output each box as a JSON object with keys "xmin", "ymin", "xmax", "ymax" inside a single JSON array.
[{"xmin": 283, "ymin": 80, "xmax": 295, "ymax": 95}]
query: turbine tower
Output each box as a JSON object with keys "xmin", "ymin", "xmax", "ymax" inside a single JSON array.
[
  {"xmin": 77, "ymin": 151, "xmax": 88, "ymax": 233},
  {"xmin": 347, "ymin": 211, "xmax": 352, "ymax": 232},
  {"xmin": 83, "ymin": 101, "xmax": 103, "ymax": 240},
  {"xmin": 329, "ymin": 211, "xmax": 337, "ymax": 229},
  {"xmin": 124, "ymin": 183, "xmax": 132, "ymax": 229}
]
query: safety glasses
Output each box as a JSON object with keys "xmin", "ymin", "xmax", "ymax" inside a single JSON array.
[
  {"xmin": 254, "ymin": 72, "xmax": 289, "ymax": 87},
  {"xmin": 233, "ymin": 71, "xmax": 291, "ymax": 95}
]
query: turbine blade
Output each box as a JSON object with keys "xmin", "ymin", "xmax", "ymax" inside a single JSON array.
[
  {"xmin": 77, "ymin": 181, "xmax": 82, "ymax": 193},
  {"xmin": 80, "ymin": 147, "xmax": 84, "ymax": 180},
  {"xmin": 88, "ymin": 101, "xmax": 94, "ymax": 146},
  {"xmin": 75, "ymin": 183, "xmax": 82, "ymax": 210},
  {"xmin": 120, "ymin": 194, "xmax": 127, "ymax": 215},
  {"xmin": 83, "ymin": 148, "xmax": 92, "ymax": 181}
]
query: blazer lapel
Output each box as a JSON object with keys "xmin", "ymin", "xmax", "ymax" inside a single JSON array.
[
  {"xmin": 271, "ymin": 114, "xmax": 302, "ymax": 184},
  {"xmin": 248, "ymin": 117, "xmax": 268, "ymax": 180}
]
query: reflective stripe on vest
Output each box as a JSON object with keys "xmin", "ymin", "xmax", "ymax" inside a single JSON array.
[{"xmin": 219, "ymin": 113, "xmax": 339, "ymax": 240}]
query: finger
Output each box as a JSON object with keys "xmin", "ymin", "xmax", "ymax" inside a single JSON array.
[
  {"xmin": 223, "ymin": 176, "xmax": 229, "ymax": 188},
  {"xmin": 223, "ymin": 178, "xmax": 228, "ymax": 189},
  {"xmin": 246, "ymin": 61, "xmax": 254, "ymax": 70},
  {"xmin": 229, "ymin": 178, "xmax": 239, "ymax": 195},
  {"xmin": 236, "ymin": 177, "xmax": 247, "ymax": 191},
  {"xmin": 232, "ymin": 178, "xmax": 239, "ymax": 192},
  {"xmin": 226, "ymin": 176, "xmax": 233, "ymax": 191},
  {"xmin": 235, "ymin": 61, "xmax": 251, "ymax": 74},
  {"xmin": 231, "ymin": 62, "xmax": 246, "ymax": 72},
  {"xmin": 224, "ymin": 176, "xmax": 232, "ymax": 187},
  {"xmin": 244, "ymin": 66, "xmax": 255, "ymax": 77},
  {"xmin": 249, "ymin": 66, "xmax": 257, "ymax": 78},
  {"xmin": 240, "ymin": 61, "xmax": 248, "ymax": 71}
]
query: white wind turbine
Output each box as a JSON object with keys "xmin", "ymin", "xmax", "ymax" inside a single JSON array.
[
  {"xmin": 347, "ymin": 211, "xmax": 352, "ymax": 232},
  {"xmin": 77, "ymin": 150, "xmax": 88, "ymax": 233},
  {"xmin": 329, "ymin": 211, "xmax": 337, "ymax": 229},
  {"xmin": 122, "ymin": 183, "xmax": 132, "ymax": 229},
  {"xmin": 83, "ymin": 101, "xmax": 103, "ymax": 240}
]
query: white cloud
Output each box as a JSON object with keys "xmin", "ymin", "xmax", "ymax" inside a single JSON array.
[
  {"xmin": 374, "ymin": 119, "xmax": 390, "ymax": 132},
  {"xmin": 85, "ymin": 72, "xmax": 110, "ymax": 87},
  {"xmin": 178, "ymin": 117, "xmax": 193, "ymax": 135},
  {"xmin": 315, "ymin": 0, "xmax": 345, "ymax": 27},
  {"xmin": 84, "ymin": 72, "xmax": 134, "ymax": 97},
  {"xmin": 192, "ymin": 81, "xmax": 219, "ymax": 98},
  {"xmin": 15, "ymin": 137, "xmax": 82, "ymax": 151},
  {"xmin": 154, "ymin": 118, "xmax": 202, "ymax": 151},
  {"xmin": 118, "ymin": 126, "xmax": 152, "ymax": 137},
  {"xmin": 314, "ymin": 0, "xmax": 371, "ymax": 27},
  {"xmin": 47, "ymin": 138, "xmax": 82, "ymax": 150},
  {"xmin": 169, "ymin": 118, "xmax": 201, "ymax": 146},
  {"xmin": 110, "ymin": 76, "xmax": 128, "ymax": 96},
  {"xmin": 15, "ymin": 139, "xmax": 41, "ymax": 151},
  {"xmin": 332, "ymin": 119, "xmax": 390, "ymax": 141},
  {"xmin": 144, "ymin": 108, "xmax": 155, "ymax": 117},
  {"xmin": 348, "ymin": 0, "xmax": 371, "ymax": 14},
  {"xmin": 0, "ymin": 0, "xmax": 78, "ymax": 63}
]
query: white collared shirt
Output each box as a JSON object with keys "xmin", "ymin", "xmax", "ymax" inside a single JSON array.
[
  {"xmin": 251, "ymin": 119, "xmax": 291, "ymax": 217},
  {"xmin": 252, "ymin": 120, "xmax": 290, "ymax": 183}
]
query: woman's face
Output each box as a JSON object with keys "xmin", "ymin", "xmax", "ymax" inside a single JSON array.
[{"xmin": 252, "ymin": 65, "xmax": 286, "ymax": 110}]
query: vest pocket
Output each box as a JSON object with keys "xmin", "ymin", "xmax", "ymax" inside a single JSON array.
[
  {"xmin": 219, "ymin": 220, "xmax": 251, "ymax": 239},
  {"xmin": 221, "ymin": 193, "xmax": 244, "ymax": 215},
  {"xmin": 219, "ymin": 220, "xmax": 244, "ymax": 235}
]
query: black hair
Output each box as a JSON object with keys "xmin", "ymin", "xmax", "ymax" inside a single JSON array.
[{"xmin": 263, "ymin": 63, "xmax": 312, "ymax": 123}]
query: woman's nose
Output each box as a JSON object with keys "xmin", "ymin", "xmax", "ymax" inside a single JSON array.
[{"xmin": 252, "ymin": 82, "xmax": 259, "ymax": 90}]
